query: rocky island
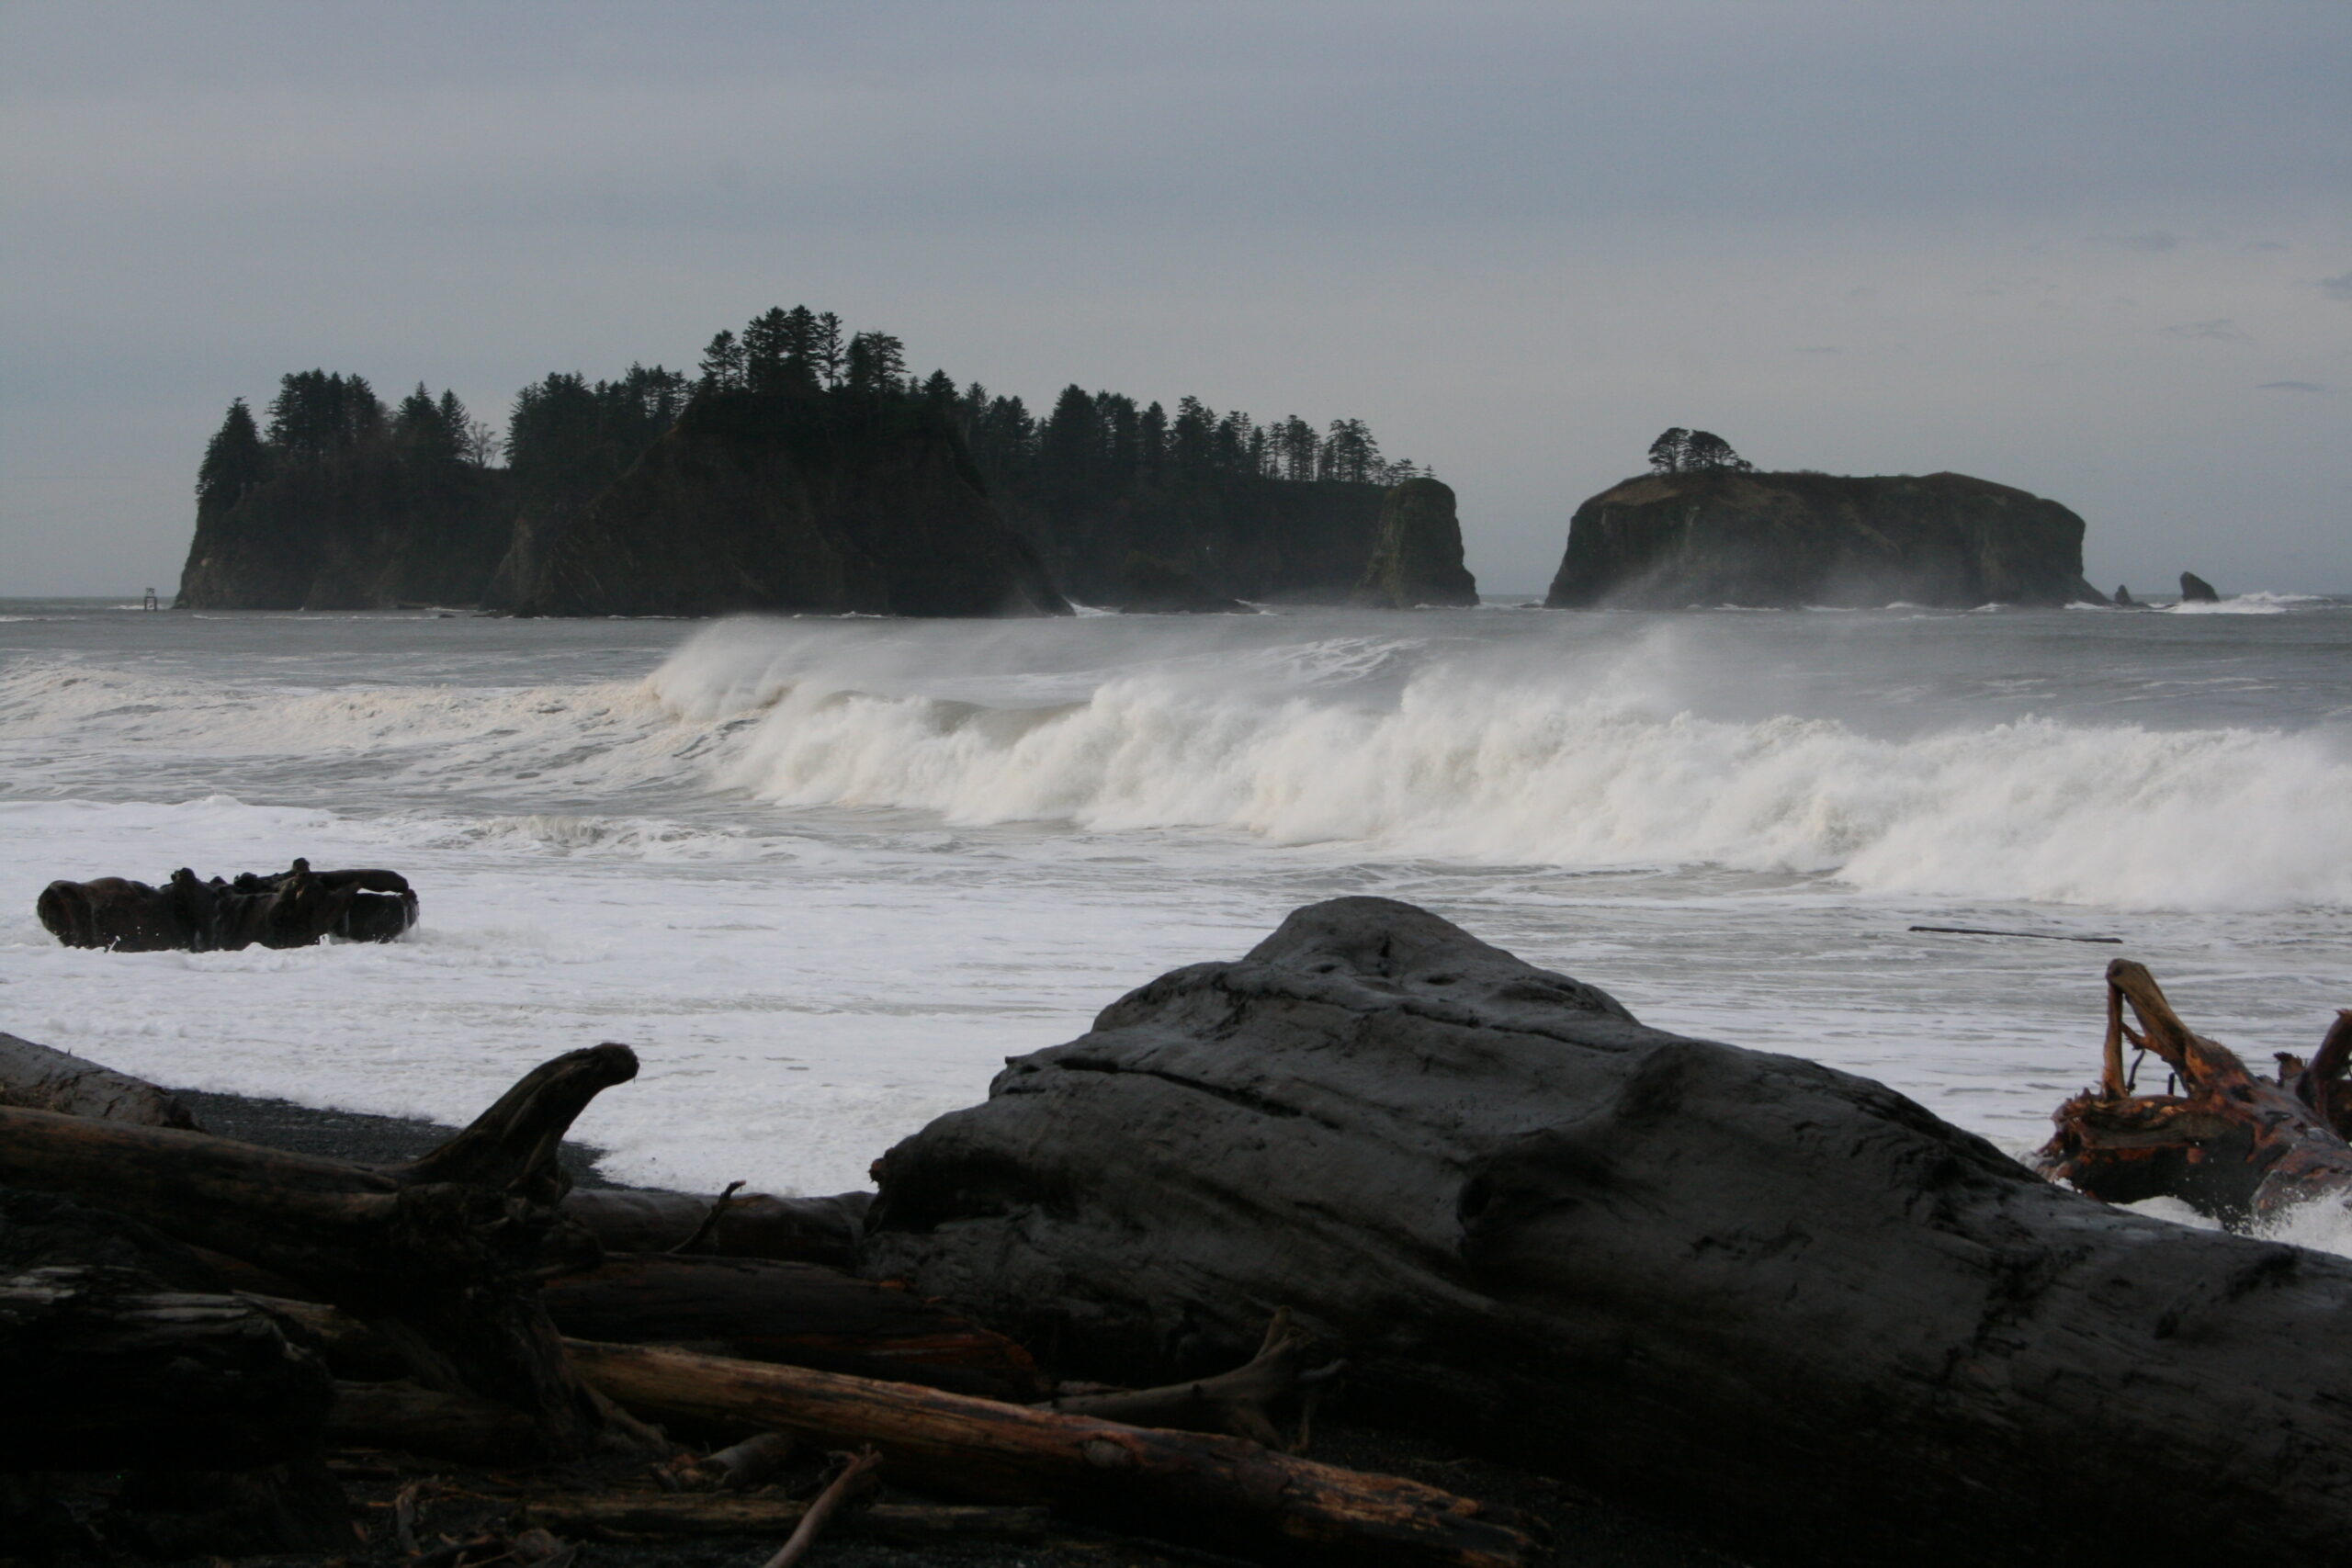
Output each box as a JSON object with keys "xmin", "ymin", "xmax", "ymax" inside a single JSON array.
[
  {"xmin": 173, "ymin": 308, "xmax": 1445, "ymax": 616},
  {"xmin": 1545, "ymin": 433, "xmax": 2104, "ymax": 609}
]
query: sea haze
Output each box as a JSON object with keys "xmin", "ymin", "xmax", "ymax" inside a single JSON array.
[{"xmin": 3, "ymin": 599, "xmax": 2346, "ymax": 1227}]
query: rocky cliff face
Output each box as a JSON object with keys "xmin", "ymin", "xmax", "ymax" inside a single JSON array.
[
  {"xmin": 1351, "ymin": 478, "xmax": 1478, "ymax": 607},
  {"xmin": 1544, "ymin": 469, "xmax": 2105, "ymax": 610},
  {"xmin": 998, "ymin": 474, "xmax": 1386, "ymax": 608},
  {"xmin": 175, "ymin": 455, "xmax": 512, "ymax": 610},
  {"xmin": 494, "ymin": 391, "xmax": 1069, "ymax": 617}
]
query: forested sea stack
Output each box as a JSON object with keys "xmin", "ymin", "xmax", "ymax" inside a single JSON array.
[{"xmin": 1545, "ymin": 435, "xmax": 2104, "ymax": 609}]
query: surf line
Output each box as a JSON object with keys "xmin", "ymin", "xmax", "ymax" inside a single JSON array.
[{"xmin": 1909, "ymin": 925, "xmax": 2123, "ymax": 944}]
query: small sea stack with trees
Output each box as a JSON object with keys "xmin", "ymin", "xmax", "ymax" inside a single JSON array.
[{"xmin": 1545, "ymin": 428, "xmax": 2108, "ymax": 610}]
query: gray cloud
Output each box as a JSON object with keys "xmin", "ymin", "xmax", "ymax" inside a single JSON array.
[
  {"xmin": 2, "ymin": 0, "xmax": 2349, "ymax": 594},
  {"xmin": 2257, "ymin": 380, "xmax": 2328, "ymax": 392},
  {"xmin": 2159, "ymin": 320, "xmax": 2248, "ymax": 340},
  {"xmin": 2319, "ymin": 272, "xmax": 2352, "ymax": 301}
]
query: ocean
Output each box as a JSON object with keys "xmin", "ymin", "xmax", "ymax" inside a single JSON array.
[{"xmin": 4, "ymin": 595, "xmax": 2347, "ymax": 1222}]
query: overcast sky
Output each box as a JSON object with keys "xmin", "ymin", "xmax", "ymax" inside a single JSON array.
[{"xmin": 4, "ymin": 0, "xmax": 2346, "ymax": 594}]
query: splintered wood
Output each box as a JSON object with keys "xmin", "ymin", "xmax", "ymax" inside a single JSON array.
[{"xmin": 2041, "ymin": 959, "xmax": 2352, "ymax": 1223}]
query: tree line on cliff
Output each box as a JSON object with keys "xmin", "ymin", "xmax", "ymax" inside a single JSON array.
[{"xmin": 195, "ymin": 305, "xmax": 1420, "ymax": 533}]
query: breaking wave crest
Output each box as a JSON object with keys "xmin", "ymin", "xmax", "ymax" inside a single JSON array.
[
  {"xmin": 6, "ymin": 620, "xmax": 2345, "ymax": 911},
  {"xmin": 647, "ymin": 631, "xmax": 2351, "ymax": 911}
]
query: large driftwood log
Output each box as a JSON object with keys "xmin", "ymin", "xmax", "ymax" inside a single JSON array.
[
  {"xmin": 2041, "ymin": 962, "xmax": 2352, "ymax": 1220},
  {"xmin": 0, "ymin": 1031, "xmax": 203, "ymax": 1127},
  {"xmin": 0, "ymin": 1265, "xmax": 333, "ymax": 1471},
  {"xmin": 859, "ymin": 897, "xmax": 2352, "ymax": 1568},
  {"xmin": 37, "ymin": 859, "xmax": 417, "ymax": 952},
  {"xmin": 568, "ymin": 1338, "xmax": 1535, "ymax": 1568},
  {"xmin": 560, "ymin": 1187, "xmax": 869, "ymax": 1265},
  {"xmin": 542, "ymin": 1252, "xmax": 1043, "ymax": 1401},
  {"xmin": 0, "ymin": 1044, "xmax": 642, "ymax": 1454}
]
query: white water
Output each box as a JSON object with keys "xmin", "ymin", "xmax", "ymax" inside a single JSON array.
[{"xmin": 2, "ymin": 599, "xmax": 2346, "ymax": 1215}]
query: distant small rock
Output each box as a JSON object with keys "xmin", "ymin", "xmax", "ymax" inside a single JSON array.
[
  {"xmin": 2179, "ymin": 571, "xmax": 2222, "ymax": 603},
  {"xmin": 1351, "ymin": 478, "xmax": 1479, "ymax": 608},
  {"xmin": 2114, "ymin": 584, "xmax": 2135, "ymax": 606}
]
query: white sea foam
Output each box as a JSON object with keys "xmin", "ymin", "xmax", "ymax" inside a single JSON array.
[{"xmin": 644, "ymin": 628, "xmax": 2351, "ymax": 911}]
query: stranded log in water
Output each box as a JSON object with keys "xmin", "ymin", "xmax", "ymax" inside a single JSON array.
[
  {"xmin": 2041, "ymin": 960, "xmax": 2352, "ymax": 1222},
  {"xmin": 36, "ymin": 859, "xmax": 418, "ymax": 952},
  {"xmin": 862, "ymin": 896, "xmax": 2352, "ymax": 1568}
]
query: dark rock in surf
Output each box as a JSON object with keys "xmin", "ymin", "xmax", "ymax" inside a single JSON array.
[
  {"xmin": 1544, "ymin": 468, "xmax": 2107, "ymax": 609},
  {"xmin": 37, "ymin": 861, "xmax": 418, "ymax": 953},
  {"xmin": 2114, "ymin": 583, "xmax": 2135, "ymax": 605},
  {"xmin": 864, "ymin": 896, "xmax": 2352, "ymax": 1567},
  {"xmin": 1351, "ymin": 478, "xmax": 1479, "ymax": 608},
  {"xmin": 2180, "ymin": 570, "xmax": 2222, "ymax": 603},
  {"xmin": 494, "ymin": 388, "xmax": 1069, "ymax": 617}
]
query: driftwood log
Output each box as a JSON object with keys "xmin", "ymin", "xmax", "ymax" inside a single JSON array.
[
  {"xmin": 0, "ymin": 1044, "xmax": 643, "ymax": 1455},
  {"xmin": 0, "ymin": 1031, "xmax": 203, "ymax": 1127},
  {"xmin": 0, "ymin": 1264, "xmax": 332, "ymax": 1471},
  {"xmin": 569, "ymin": 1338, "xmax": 1536, "ymax": 1568},
  {"xmin": 860, "ymin": 896, "xmax": 2352, "ymax": 1568},
  {"xmin": 2043, "ymin": 961, "xmax": 2352, "ymax": 1220},
  {"xmin": 560, "ymin": 1186, "xmax": 870, "ymax": 1266},
  {"xmin": 542, "ymin": 1251, "xmax": 1043, "ymax": 1401},
  {"xmin": 37, "ymin": 859, "xmax": 417, "ymax": 952}
]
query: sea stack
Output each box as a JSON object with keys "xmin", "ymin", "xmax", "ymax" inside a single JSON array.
[
  {"xmin": 2179, "ymin": 570, "xmax": 2222, "ymax": 603},
  {"xmin": 1544, "ymin": 469, "xmax": 2105, "ymax": 609},
  {"xmin": 498, "ymin": 389, "xmax": 1069, "ymax": 617},
  {"xmin": 1351, "ymin": 478, "xmax": 1479, "ymax": 608}
]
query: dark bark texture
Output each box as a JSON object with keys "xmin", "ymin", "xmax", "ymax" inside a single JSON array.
[
  {"xmin": 559, "ymin": 1186, "xmax": 870, "ymax": 1266},
  {"xmin": 862, "ymin": 896, "xmax": 2352, "ymax": 1568}
]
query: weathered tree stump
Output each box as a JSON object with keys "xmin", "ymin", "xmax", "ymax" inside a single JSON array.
[
  {"xmin": 2041, "ymin": 961, "xmax": 2352, "ymax": 1221},
  {"xmin": 858, "ymin": 897, "xmax": 2352, "ymax": 1567}
]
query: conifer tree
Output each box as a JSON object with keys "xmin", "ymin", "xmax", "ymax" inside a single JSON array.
[
  {"xmin": 697, "ymin": 331, "xmax": 746, "ymax": 392},
  {"xmin": 196, "ymin": 398, "xmax": 270, "ymax": 513},
  {"xmin": 812, "ymin": 313, "xmax": 845, "ymax": 387}
]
